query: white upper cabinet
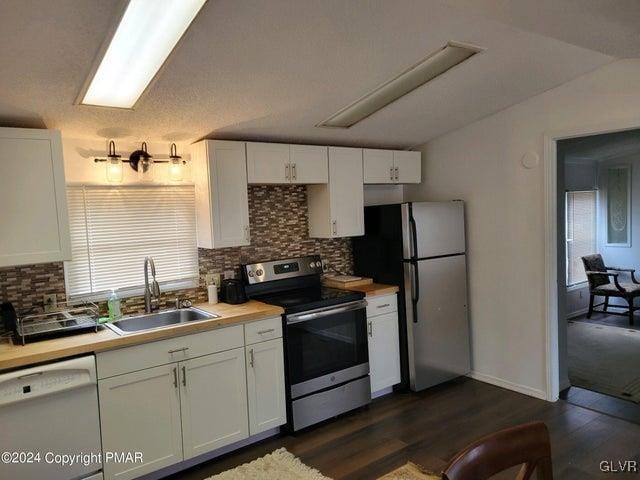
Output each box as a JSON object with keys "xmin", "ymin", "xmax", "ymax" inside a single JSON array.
[
  {"xmin": 289, "ymin": 144, "xmax": 328, "ymax": 184},
  {"xmin": 363, "ymin": 148, "xmax": 421, "ymax": 184},
  {"xmin": 192, "ymin": 140, "xmax": 250, "ymax": 248},
  {"xmin": 363, "ymin": 149, "xmax": 394, "ymax": 183},
  {"xmin": 393, "ymin": 151, "xmax": 421, "ymax": 183},
  {"xmin": 0, "ymin": 128, "xmax": 71, "ymax": 267},
  {"xmin": 247, "ymin": 142, "xmax": 328, "ymax": 184},
  {"xmin": 246, "ymin": 142, "xmax": 290, "ymax": 184},
  {"xmin": 308, "ymin": 147, "xmax": 364, "ymax": 238}
]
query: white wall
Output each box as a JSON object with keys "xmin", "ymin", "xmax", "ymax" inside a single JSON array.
[
  {"xmin": 363, "ymin": 185, "xmax": 404, "ymax": 206},
  {"xmin": 404, "ymin": 59, "xmax": 640, "ymax": 399}
]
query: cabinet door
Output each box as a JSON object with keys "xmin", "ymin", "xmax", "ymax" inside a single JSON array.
[
  {"xmin": 98, "ymin": 365, "xmax": 183, "ymax": 480},
  {"xmin": 0, "ymin": 128, "xmax": 71, "ymax": 267},
  {"xmin": 246, "ymin": 142, "xmax": 290, "ymax": 184},
  {"xmin": 289, "ymin": 144, "xmax": 328, "ymax": 184},
  {"xmin": 246, "ymin": 339, "xmax": 286, "ymax": 435},
  {"xmin": 393, "ymin": 151, "xmax": 421, "ymax": 183},
  {"xmin": 368, "ymin": 311, "xmax": 401, "ymax": 393},
  {"xmin": 329, "ymin": 147, "xmax": 364, "ymax": 237},
  {"xmin": 363, "ymin": 149, "xmax": 395, "ymax": 184},
  {"xmin": 209, "ymin": 141, "xmax": 251, "ymax": 248},
  {"xmin": 179, "ymin": 348, "xmax": 249, "ymax": 459}
]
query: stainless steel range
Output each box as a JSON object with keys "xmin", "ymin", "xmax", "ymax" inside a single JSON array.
[{"xmin": 242, "ymin": 255, "xmax": 371, "ymax": 431}]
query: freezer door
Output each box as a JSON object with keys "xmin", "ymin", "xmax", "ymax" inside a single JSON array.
[
  {"xmin": 402, "ymin": 202, "xmax": 465, "ymax": 259},
  {"xmin": 403, "ymin": 254, "xmax": 471, "ymax": 391}
]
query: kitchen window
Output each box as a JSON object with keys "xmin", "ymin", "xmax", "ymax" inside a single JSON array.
[
  {"xmin": 566, "ymin": 190, "xmax": 597, "ymax": 286},
  {"xmin": 64, "ymin": 185, "xmax": 199, "ymax": 300}
]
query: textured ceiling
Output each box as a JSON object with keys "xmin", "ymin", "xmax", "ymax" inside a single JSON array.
[
  {"xmin": 560, "ymin": 128, "xmax": 640, "ymax": 163},
  {"xmin": 0, "ymin": 0, "xmax": 621, "ymax": 148}
]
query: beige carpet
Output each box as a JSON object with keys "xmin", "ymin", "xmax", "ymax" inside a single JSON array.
[
  {"xmin": 205, "ymin": 449, "xmax": 439, "ymax": 480},
  {"xmin": 568, "ymin": 321, "xmax": 640, "ymax": 402}
]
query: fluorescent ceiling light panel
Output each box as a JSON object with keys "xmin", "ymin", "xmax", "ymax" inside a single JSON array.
[
  {"xmin": 81, "ymin": 0, "xmax": 207, "ymax": 109},
  {"xmin": 318, "ymin": 43, "xmax": 482, "ymax": 128}
]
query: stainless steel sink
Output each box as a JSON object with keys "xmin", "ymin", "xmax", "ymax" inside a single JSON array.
[{"xmin": 106, "ymin": 308, "xmax": 219, "ymax": 335}]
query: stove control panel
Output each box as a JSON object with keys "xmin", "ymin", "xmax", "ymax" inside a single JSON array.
[{"xmin": 243, "ymin": 255, "xmax": 323, "ymax": 284}]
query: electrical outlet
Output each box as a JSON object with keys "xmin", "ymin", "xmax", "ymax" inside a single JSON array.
[
  {"xmin": 205, "ymin": 273, "xmax": 221, "ymax": 286},
  {"xmin": 43, "ymin": 294, "xmax": 57, "ymax": 312},
  {"xmin": 321, "ymin": 259, "xmax": 330, "ymax": 273},
  {"xmin": 224, "ymin": 270, "xmax": 235, "ymax": 280}
]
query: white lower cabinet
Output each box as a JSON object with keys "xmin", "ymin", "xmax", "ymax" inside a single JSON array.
[
  {"xmin": 246, "ymin": 338, "xmax": 286, "ymax": 435},
  {"xmin": 180, "ymin": 348, "xmax": 248, "ymax": 459},
  {"xmin": 367, "ymin": 295, "xmax": 401, "ymax": 394},
  {"xmin": 97, "ymin": 320, "xmax": 286, "ymax": 480},
  {"xmin": 98, "ymin": 365, "xmax": 183, "ymax": 480}
]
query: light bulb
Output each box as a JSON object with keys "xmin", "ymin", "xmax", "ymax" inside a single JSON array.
[
  {"xmin": 106, "ymin": 157, "xmax": 123, "ymax": 183},
  {"xmin": 169, "ymin": 158, "xmax": 183, "ymax": 182}
]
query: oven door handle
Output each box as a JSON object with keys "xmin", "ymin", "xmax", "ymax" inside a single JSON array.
[{"xmin": 286, "ymin": 300, "xmax": 368, "ymax": 324}]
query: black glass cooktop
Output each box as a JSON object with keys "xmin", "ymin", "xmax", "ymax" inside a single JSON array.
[{"xmin": 254, "ymin": 287, "xmax": 365, "ymax": 314}]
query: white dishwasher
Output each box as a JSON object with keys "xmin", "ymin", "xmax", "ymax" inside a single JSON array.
[{"xmin": 0, "ymin": 355, "xmax": 103, "ymax": 480}]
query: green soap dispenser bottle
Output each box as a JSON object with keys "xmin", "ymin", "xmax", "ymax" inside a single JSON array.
[{"xmin": 107, "ymin": 289, "xmax": 121, "ymax": 321}]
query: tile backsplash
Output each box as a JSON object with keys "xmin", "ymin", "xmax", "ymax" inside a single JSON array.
[{"xmin": 0, "ymin": 185, "xmax": 353, "ymax": 317}]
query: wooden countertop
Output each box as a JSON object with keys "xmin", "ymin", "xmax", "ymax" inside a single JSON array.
[
  {"xmin": 0, "ymin": 300, "xmax": 283, "ymax": 372},
  {"xmin": 325, "ymin": 282, "xmax": 399, "ymax": 297}
]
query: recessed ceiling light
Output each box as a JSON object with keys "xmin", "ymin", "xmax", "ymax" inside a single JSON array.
[
  {"xmin": 80, "ymin": 0, "xmax": 207, "ymax": 109},
  {"xmin": 318, "ymin": 42, "xmax": 482, "ymax": 128}
]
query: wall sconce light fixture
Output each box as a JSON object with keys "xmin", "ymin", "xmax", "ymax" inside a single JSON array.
[
  {"xmin": 168, "ymin": 143, "xmax": 183, "ymax": 182},
  {"xmin": 105, "ymin": 140, "xmax": 123, "ymax": 183}
]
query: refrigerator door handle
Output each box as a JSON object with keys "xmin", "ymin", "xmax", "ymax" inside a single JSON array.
[
  {"xmin": 410, "ymin": 261, "xmax": 420, "ymax": 323},
  {"xmin": 409, "ymin": 209, "xmax": 418, "ymax": 260}
]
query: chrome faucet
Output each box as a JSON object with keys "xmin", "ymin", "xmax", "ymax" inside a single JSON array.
[{"xmin": 144, "ymin": 256, "xmax": 161, "ymax": 313}]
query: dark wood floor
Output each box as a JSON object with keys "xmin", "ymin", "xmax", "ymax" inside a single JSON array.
[
  {"xmin": 573, "ymin": 310, "xmax": 640, "ymax": 332},
  {"xmin": 168, "ymin": 378, "xmax": 640, "ymax": 479},
  {"xmin": 562, "ymin": 386, "xmax": 640, "ymax": 426}
]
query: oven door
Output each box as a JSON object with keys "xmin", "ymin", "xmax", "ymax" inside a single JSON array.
[{"xmin": 285, "ymin": 300, "xmax": 369, "ymax": 399}]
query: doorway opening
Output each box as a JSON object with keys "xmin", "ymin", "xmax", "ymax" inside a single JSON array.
[{"xmin": 556, "ymin": 129, "xmax": 640, "ymax": 424}]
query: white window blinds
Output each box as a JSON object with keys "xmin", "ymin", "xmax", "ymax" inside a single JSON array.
[
  {"xmin": 566, "ymin": 190, "xmax": 597, "ymax": 286},
  {"xmin": 65, "ymin": 185, "xmax": 199, "ymax": 299}
]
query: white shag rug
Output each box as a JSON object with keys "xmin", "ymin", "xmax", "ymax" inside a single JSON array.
[{"xmin": 205, "ymin": 448, "xmax": 331, "ymax": 480}]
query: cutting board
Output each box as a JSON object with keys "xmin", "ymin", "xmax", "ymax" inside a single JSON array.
[{"xmin": 323, "ymin": 276, "xmax": 373, "ymax": 288}]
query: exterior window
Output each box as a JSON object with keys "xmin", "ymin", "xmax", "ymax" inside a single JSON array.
[
  {"xmin": 65, "ymin": 185, "xmax": 198, "ymax": 300},
  {"xmin": 566, "ymin": 191, "xmax": 597, "ymax": 286}
]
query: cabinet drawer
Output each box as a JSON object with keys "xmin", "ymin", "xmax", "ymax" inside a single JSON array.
[
  {"xmin": 366, "ymin": 294, "xmax": 397, "ymax": 317},
  {"xmin": 245, "ymin": 316, "xmax": 282, "ymax": 345},
  {"xmin": 97, "ymin": 325, "xmax": 244, "ymax": 379}
]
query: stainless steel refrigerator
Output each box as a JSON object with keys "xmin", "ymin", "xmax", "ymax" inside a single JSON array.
[{"xmin": 353, "ymin": 201, "xmax": 471, "ymax": 391}]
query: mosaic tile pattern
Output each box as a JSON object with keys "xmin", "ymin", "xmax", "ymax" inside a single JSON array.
[{"xmin": 0, "ymin": 185, "xmax": 354, "ymax": 319}]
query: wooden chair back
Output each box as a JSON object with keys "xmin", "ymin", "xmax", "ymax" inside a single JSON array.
[{"xmin": 442, "ymin": 422, "xmax": 553, "ymax": 480}]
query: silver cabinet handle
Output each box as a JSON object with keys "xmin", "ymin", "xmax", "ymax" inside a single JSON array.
[
  {"xmin": 285, "ymin": 163, "xmax": 290, "ymax": 181},
  {"xmin": 249, "ymin": 348, "xmax": 254, "ymax": 368},
  {"xmin": 292, "ymin": 163, "xmax": 297, "ymax": 180},
  {"xmin": 245, "ymin": 225, "xmax": 250, "ymax": 242},
  {"xmin": 395, "ymin": 167, "xmax": 399, "ymax": 181},
  {"xmin": 182, "ymin": 366, "xmax": 187, "ymax": 387},
  {"xmin": 168, "ymin": 347, "xmax": 189, "ymax": 355},
  {"xmin": 172, "ymin": 367, "xmax": 178, "ymax": 388},
  {"xmin": 258, "ymin": 328, "xmax": 275, "ymax": 335},
  {"xmin": 367, "ymin": 320, "xmax": 373, "ymax": 337},
  {"xmin": 390, "ymin": 166, "xmax": 394, "ymax": 181},
  {"xmin": 377, "ymin": 303, "xmax": 390, "ymax": 308},
  {"xmin": 332, "ymin": 220, "xmax": 337, "ymax": 235}
]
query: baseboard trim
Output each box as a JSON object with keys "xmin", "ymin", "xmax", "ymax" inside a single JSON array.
[
  {"xmin": 567, "ymin": 307, "xmax": 588, "ymax": 319},
  {"xmin": 467, "ymin": 371, "xmax": 548, "ymax": 400}
]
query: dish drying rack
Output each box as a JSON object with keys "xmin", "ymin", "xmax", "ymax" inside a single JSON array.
[{"xmin": 15, "ymin": 302, "xmax": 100, "ymax": 345}]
